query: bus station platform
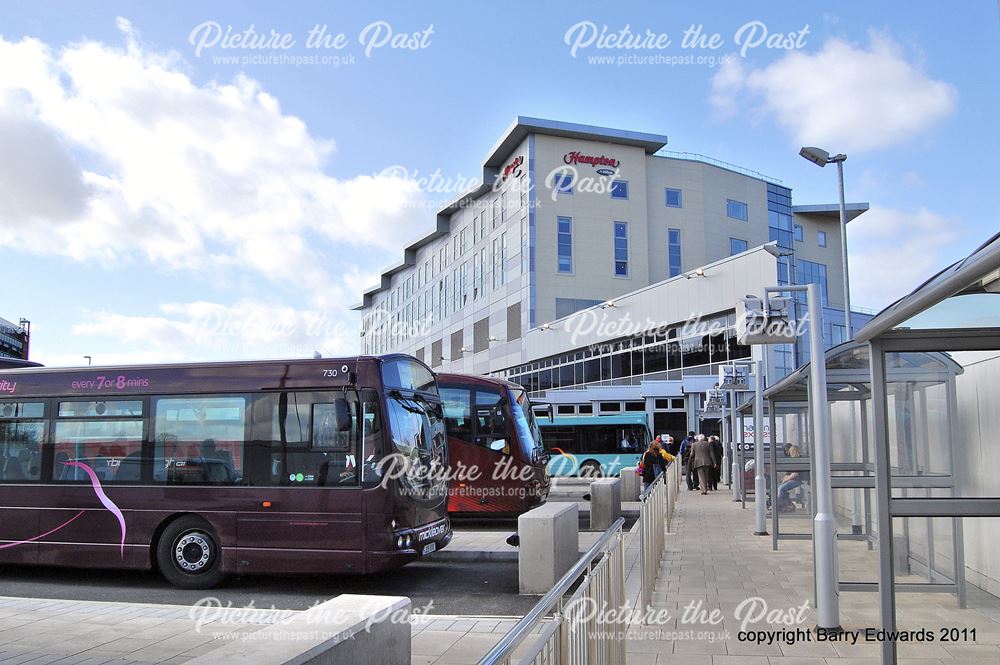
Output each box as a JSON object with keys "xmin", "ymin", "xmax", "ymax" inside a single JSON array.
[{"xmin": 2, "ymin": 488, "xmax": 998, "ymax": 664}]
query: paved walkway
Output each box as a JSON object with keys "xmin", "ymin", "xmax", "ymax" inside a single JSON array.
[{"xmin": 626, "ymin": 487, "xmax": 1000, "ymax": 665}]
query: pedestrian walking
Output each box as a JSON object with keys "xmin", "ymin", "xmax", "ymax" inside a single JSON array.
[{"xmin": 690, "ymin": 434, "xmax": 715, "ymax": 495}]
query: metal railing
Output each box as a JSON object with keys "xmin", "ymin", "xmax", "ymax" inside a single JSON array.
[
  {"xmin": 477, "ymin": 517, "xmax": 627, "ymax": 665},
  {"xmin": 639, "ymin": 461, "xmax": 679, "ymax": 612}
]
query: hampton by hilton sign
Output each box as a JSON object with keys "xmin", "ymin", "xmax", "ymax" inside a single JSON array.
[
  {"xmin": 563, "ymin": 150, "xmax": 620, "ymax": 176},
  {"xmin": 501, "ymin": 155, "xmax": 524, "ymax": 181}
]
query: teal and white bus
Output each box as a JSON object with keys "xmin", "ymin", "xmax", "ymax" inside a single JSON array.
[{"xmin": 538, "ymin": 414, "xmax": 652, "ymax": 478}]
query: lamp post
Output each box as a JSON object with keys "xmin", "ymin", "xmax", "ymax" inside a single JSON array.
[
  {"xmin": 801, "ymin": 147, "xmax": 864, "ymax": 535},
  {"xmin": 84, "ymin": 356, "xmax": 92, "ymax": 366},
  {"xmin": 798, "ymin": 146, "xmax": 852, "ymax": 338}
]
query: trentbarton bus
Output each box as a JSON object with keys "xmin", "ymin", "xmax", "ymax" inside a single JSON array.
[
  {"xmin": 436, "ymin": 374, "xmax": 549, "ymax": 515},
  {"xmin": 539, "ymin": 413, "xmax": 652, "ymax": 478},
  {"xmin": 0, "ymin": 354, "xmax": 451, "ymax": 588}
]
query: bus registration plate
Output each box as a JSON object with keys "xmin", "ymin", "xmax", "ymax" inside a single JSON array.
[{"xmin": 422, "ymin": 542, "xmax": 437, "ymax": 556}]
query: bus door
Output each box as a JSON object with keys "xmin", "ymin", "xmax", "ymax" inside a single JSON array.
[{"xmin": 239, "ymin": 392, "xmax": 365, "ymax": 572}]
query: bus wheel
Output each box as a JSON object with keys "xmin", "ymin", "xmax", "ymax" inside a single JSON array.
[
  {"xmin": 579, "ymin": 461, "xmax": 603, "ymax": 478},
  {"xmin": 156, "ymin": 516, "xmax": 225, "ymax": 589}
]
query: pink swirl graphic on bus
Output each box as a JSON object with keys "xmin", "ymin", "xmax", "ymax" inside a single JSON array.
[
  {"xmin": 63, "ymin": 461, "xmax": 127, "ymax": 558},
  {"xmin": 0, "ymin": 510, "xmax": 85, "ymax": 550},
  {"xmin": 0, "ymin": 462, "xmax": 126, "ymax": 559}
]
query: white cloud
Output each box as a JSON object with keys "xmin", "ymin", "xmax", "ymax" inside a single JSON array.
[
  {"xmin": 849, "ymin": 205, "xmax": 960, "ymax": 309},
  {"xmin": 67, "ymin": 299, "xmax": 359, "ymax": 364},
  {"xmin": 0, "ymin": 21, "xmax": 426, "ymax": 296},
  {"xmin": 710, "ymin": 32, "xmax": 957, "ymax": 152}
]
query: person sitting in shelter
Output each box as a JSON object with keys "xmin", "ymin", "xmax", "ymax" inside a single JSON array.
[{"xmin": 776, "ymin": 445, "xmax": 806, "ymax": 512}]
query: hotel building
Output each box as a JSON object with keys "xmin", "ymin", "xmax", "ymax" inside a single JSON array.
[{"xmin": 352, "ymin": 118, "xmax": 870, "ymax": 436}]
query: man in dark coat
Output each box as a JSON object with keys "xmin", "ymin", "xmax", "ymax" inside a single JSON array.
[
  {"xmin": 708, "ymin": 436, "xmax": 724, "ymax": 490},
  {"xmin": 679, "ymin": 431, "xmax": 698, "ymax": 490}
]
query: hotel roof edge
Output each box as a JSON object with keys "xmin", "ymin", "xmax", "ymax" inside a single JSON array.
[{"xmin": 792, "ymin": 202, "xmax": 870, "ymax": 223}]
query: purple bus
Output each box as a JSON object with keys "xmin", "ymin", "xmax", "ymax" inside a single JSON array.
[{"xmin": 0, "ymin": 354, "xmax": 451, "ymax": 588}]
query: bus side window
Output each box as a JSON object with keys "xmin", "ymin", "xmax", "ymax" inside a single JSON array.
[
  {"xmin": 152, "ymin": 396, "xmax": 246, "ymax": 485},
  {"xmin": 475, "ymin": 406, "xmax": 509, "ymax": 454},
  {"xmin": 0, "ymin": 406, "xmax": 45, "ymax": 482}
]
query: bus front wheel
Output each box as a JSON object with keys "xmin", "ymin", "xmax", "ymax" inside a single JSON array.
[
  {"xmin": 579, "ymin": 461, "xmax": 603, "ymax": 478},
  {"xmin": 156, "ymin": 516, "xmax": 226, "ymax": 589}
]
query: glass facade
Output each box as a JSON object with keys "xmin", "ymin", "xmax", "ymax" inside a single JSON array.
[
  {"xmin": 668, "ymin": 228, "xmax": 682, "ymax": 277},
  {"xmin": 767, "ymin": 183, "xmax": 795, "ymax": 378},
  {"xmin": 494, "ymin": 311, "xmax": 752, "ymax": 396},
  {"xmin": 796, "ymin": 259, "xmax": 829, "ymax": 306}
]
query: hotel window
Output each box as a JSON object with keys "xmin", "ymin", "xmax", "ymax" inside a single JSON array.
[
  {"xmin": 730, "ymin": 238, "xmax": 748, "ymax": 256},
  {"xmin": 473, "ymin": 215, "xmax": 479, "ymax": 244},
  {"xmin": 493, "ymin": 238, "xmax": 501, "ymax": 288},
  {"xmin": 611, "ymin": 180, "xmax": 628, "ymax": 200},
  {"xmin": 726, "ymin": 199, "xmax": 748, "ymax": 222},
  {"xmin": 479, "ymin": 247, "xmax": 488, "ymax": 296},
  {"xmin": 500, "ymin": 232, "xmax": 508, "ymax": 285},
  {"xmin": 501, "ymin": 191, "xmax": 507, "ymax": 221},
  {"xmin": 493, "ymin": 198, "xmax": 501, "ymax": 228},
  {"xmin": 614, "ymin": 222, "xmax": 629, "ymax": 277},
  {"xmin": 473, "ymin": 254, "xmax": 481, "ymax": 300},
  {"xmin": 553, "ymin": 173, "xmax": 573, "ymax": 195},
  {"xmin": 818, "ymin": 230, "xmax": 827, "ymax": 247},
  {"xmin": 460, "ymin": 227, "xmax": 467, "ymax": 254},
  {"xmin": 665, "ymin": 188, "xmax": 682, "ymax": 208},
  {"xmin": 460, "ymin": 263, "xmax": 468, "ymax": 307},
  {"xmin": 668, "ymin": 228, "xmax": 682, "ymax": 277},
  {"xmin": 794, "ymin": 224, "xmax": 804, "ymax": 242},
  {"xmin": 557, "ymin": 216, "xmax": 573, "ymax": 273}
]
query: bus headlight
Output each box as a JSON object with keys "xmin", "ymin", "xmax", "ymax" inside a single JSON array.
[
  {"xmin": 404, "ymin": 535, "xmax": 413, "ymax": 548},
  {"xmin": 397, "ymin": 536, "xmax": 405, "ymax": 549}
]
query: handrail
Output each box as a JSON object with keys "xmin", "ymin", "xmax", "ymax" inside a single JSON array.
[
  {"xmin": 639, "ymin": 468, "xmax": 665, "ymax": 502},
  {"xmin": 476, "ymin": 516, "xmax": 627, "ymax": 665}
]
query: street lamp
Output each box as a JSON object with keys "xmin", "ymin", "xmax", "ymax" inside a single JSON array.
[
  {"xmin": 84, "ymin": 356, "xmax": 92, "ymax": 366},
  {"xmin": 799, "ymin": 146, "xmax": 853, "ymax": 339}
]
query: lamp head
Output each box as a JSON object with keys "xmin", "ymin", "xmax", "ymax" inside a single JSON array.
[{"xmin": 799, "ymin": 146, "xmax": 831, "ymax": 167}]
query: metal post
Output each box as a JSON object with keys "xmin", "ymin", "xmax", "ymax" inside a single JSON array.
[
  {"xmin": 770, "ymin": 402, "xmax": 779, "ymax": 550},
  {"xmin": 721, "ymin": 397, "xmax": 730, "ymax": 486},
  {"xmin": 869, "ymin": 340, "xmax": 897, "ymax": 665},
  {"xmin": 836, "ymin": 159, "xmax": 852, "ymax": 340},
  {"xmin": 730, "ymin": 389, "xmax": 740, "ymax": 500},
  {"xmin": 805, "ymin": 282, "xmax": 840, "ymax": 631},
  {"xmin": 851, "ymin": 404, "xmax": 864, "ymax": 534},
  {"xmin": 754, "ymin": 358, "xmax": 768, "ymax": 535}
]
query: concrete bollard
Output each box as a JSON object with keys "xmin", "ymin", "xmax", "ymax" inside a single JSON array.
[
  {"xmin": 518, "ymin": 502, "xmax": 580, "ymax": 594},
  {"xmin": 590, "ymin": 478, "xmax": 622, "ymax": 531},
  {"xmin": 620, "ymin": 467, "xmax": 640, "ymax": 502}
]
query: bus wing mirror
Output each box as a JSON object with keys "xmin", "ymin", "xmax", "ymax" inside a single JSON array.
[
  {"xmin": 333, "ymin": 399, "xmax": 353, "ymax": 431},
  {"xmin": 489, "ymin": 440, "xmax": 507, "ymax": 452}
]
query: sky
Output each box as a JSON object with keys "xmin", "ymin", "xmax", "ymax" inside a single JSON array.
[{"xmin": 1, "ymin": 1, "xmax": 998, "ymax": 367}]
